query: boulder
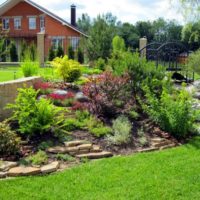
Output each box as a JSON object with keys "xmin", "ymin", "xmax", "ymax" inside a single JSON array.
[
  {"xmin": 52, "ymin": 90, "xmax": 68, "ymax": 96},
  {"xmin": 41, "ymin": 161, "xmax": 59, "ymax": 174},
  {"xmin": 75, "ymin": 92, "xmax": 89, "ymax": 102},
  {"xmin": 0, "ymin": 172, "xmax": 7, "ymax": 178},
  {"xmin": 0, "ymin": 161, "xmax": 18, "ymax": 172}
]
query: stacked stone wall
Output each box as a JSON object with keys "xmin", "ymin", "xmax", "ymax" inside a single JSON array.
[{"xmin": 0, "ymin": 76, "xmax": 41, "ymax": 121}]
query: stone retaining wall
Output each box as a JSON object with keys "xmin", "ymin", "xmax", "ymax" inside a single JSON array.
[{"xmin": 0, "ymin": 76, "xmax": 42, "ymax": 121}]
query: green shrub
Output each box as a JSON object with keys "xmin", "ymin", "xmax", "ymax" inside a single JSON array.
[
  {"xmin": 89, "ymin": 126, "xmax": 112, "ymax": 137},
  {"xmin": 0, "ymin": 121, "xmax": 21, "ymax": 156},
  {"xmin": 77, "ymin": 48, "xmax": 84, "ymax": 64},
  {"xmin": 137, "ymin": 128, "xmax": 148, "ymax": 147},
  {"xmin": 95, "ymin": 58, "xmax": 106, "ymax": 71},
  {"xmin": 52, "ymin": 56, "xmax": 82, "ymax": 82},
  {"xmin": 26, "ymin": 150, "xmax": 48, "ymax": 166},
  {"xmin": 142, "ymin": 84, "xmax": 195, "ymax": 138},
  {"xmin": 107, "ymin": 116, "xmax": 132, "ymax": 145},
  {"xmin": 56, "ymin": 45, "xmax": 64, "ymax": 58},
  {"xmin": 7, "ymin": 87, "xmax": 68, "ymax": 138},
  {"xmin": 68, "ymin": 46, "xmax": 75, "ymax": 60},
  {"xmin": 128, "ymin": 109, "xmax": 139, "ymax": 120},
  {"xmin": 21, "ymin": 60, "xmax": 39, "ymax": 77},
  {"xmin": 187, "ymin": 49, "xmax": 200, "ymax": 75},
  {"xmin": 10, "ymin": 42, "xmax": 18, "ymax": 62},
  {"xmin": 56, "ymin": 154, "xmax": 75, "ymax": 162}
]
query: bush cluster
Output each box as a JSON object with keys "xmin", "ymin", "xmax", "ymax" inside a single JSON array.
[
  {"xmin": 52, "ymin": 56, "xmax": 82, "ymax": 83},
  {"xmin": 0, "ymin": 121, "xmax": 21, "ymax": 156}
]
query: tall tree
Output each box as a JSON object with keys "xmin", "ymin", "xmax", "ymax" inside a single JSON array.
[
  {"xmin": 86, "ymin": 14, "xmax": 117, "ymax": 61},
  {"xmin": 118, "ymin": 23, "xmax": 140, "ymax": 49},
  {"xmin": 77, "ymin": 14, "xmax": 91, "ymax": 33}
]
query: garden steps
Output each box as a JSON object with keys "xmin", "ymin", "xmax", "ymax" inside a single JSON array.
[
  {"xmin": 47, "ymin": 140, "xmax": 113, "ymax": 160},
  {"xmin": 150, "ymin": 137, "xmax": 178, "ymax": 150}
]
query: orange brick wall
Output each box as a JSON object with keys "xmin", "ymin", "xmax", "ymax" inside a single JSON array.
[{"xmin": 1, "ymin": 1, "xmax": 81, "ymax": 59}]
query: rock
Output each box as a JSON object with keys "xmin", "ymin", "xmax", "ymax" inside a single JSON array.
[
  {"xmin": 77, "ymin": 144, "xmax": 92, "ymax": 150},
  {"xmin": 152, "ymin": 140, "xmax": 173, "ymax": 148},
  {"xmin": 151, "ymin": 137, "xmax": 165, "ymax": 143},
  {"xmin": 137, "ymin": 147, "xmax": 158, "ymax": 153},
  {"xmin": 0, "ymin": 172, "xmax": 7, "ymax": 178},
  {"xmin": 41, "ymin": 161, "xmax": 59, "ymax": 174},
  {"xmin": 47, "ymin": 146, "xmax": 67, "ymax": 154},
  {"xmin": 76, "ymin": 152, "xmax": 113, "ymax": 159},
  {"xmin": 64, "ymin": 140, "xmax": 90, "ymax": 147},
  {"xmin": 0, "ymin": 161, "xmax": 18, "ymax": 172},
  {"xmin": 52, "ymin": 90, "xmax": 67, "ymax": 96},
  {"xmin": 75, "ymin": 92, "xmax": 89, "ymax": 102},
  {"xmin": 90, "ymin": 145, "xmax": 102, "ymax": 153},
  {"xmin": 8, "ymin": 166, "xmax": 41, "ymax": 177},
  {"xmin": 159, "ymin": 143, "xmax": 176, "ymax": 150},
  {"xmin": 193, "ymin": 92, "xmax": 200, "ymax": 99},
  {"xmin": 66, "ymin": 147, "xmax": 79, "ymax": 153}
]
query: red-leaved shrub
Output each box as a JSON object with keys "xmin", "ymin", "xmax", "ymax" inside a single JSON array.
[{"xmin": 82, "ymin": 72, "xmax": 133, "ymax": 118}]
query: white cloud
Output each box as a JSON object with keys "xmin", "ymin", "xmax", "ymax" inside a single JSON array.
[{"xmin": 0, "ymin": 0, "xmax": 184, "ymax": 24}]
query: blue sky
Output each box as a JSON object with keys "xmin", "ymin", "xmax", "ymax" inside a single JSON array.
[{"xmin": 0, "ymin": 0, "xmax": 183, "ymax": 24}]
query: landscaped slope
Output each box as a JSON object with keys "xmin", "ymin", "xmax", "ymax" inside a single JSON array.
[{"xmin": 1, "ymin": 137, "xmax": 200, "ymax": 200}]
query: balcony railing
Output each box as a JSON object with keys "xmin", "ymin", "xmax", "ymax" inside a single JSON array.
[{"xmin": 7, "ymin": 31, "xmax": 38, "ymax": 38}]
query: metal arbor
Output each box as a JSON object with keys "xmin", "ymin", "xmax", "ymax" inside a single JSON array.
[{"xmin": 139, "ymin": 41, "xmax": 194, "ymax": 82}]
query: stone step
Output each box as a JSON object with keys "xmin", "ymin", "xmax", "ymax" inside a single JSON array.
[
  {"xmin": 47, "ymin": 146, "xmax": 67, "ymax": 154},
  {"xmin": 159, "ymin": 143, "xmax": 177, "ymax": 150},
  {"xmin": 151, "ymin": 137, "xmax": 165, "ymax": 143},
  {"xmin": 90, "ymin": 145, "xmax": 102, "ymax": 153},
  {"xmin": 0, "ymin": 161, "xmax": 18, "ymax": 172},
  {"xmin": 8, "ymin": 166, "xmax": 41, "ymax": 177},
  {"xmin": 41, "ymin": 161, "xmax": 60, "ymax": 174},
  {"xmin": 152, "ymin": 140, "xmax": 173, "ymax": 148},
  {"xmin": 137, "ymin": 147, "xmax": 159, "ymax": 153},
  {"xmin": 76, "ymin": 152, "xmax": 113, "ymax": 159},
  {"xmin": 64, "ymin": 140, "xmax": 91, "ymax": 147}
]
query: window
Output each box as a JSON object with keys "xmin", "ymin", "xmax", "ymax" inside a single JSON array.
[
  {"xmin": 29, "ymin": 17, "xmax": 36, "ymax": 30},
  {"xmin": 51, "ymin": 37, "xmax": 63, "ymax": 50},
  {"xmin": 68, "ymin": 37, "xmax": 80, "ymax": 51},
  {"xmin": 2, "ymin": 18, "xmax": 9, "ymax": 30},
  {"xmin": 14, "ymin": 17, "xmax": 21, "ymax": 30},
  {"xmin": 40, "ymin": 16, "xmax": 45, "ymax": 31}
]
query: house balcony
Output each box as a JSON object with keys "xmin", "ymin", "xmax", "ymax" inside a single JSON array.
[{"xmin": 7, "ymin": 31, "xmax": 37, "ymax": 38}]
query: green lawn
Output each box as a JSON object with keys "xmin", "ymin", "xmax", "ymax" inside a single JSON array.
[
  {"xmin": 1, "ymin": 137, "xmax": 200, "ymax": 200},
  {"xmin": 0, "ymin": 66, "xmax": 55, "ymax": 82}
]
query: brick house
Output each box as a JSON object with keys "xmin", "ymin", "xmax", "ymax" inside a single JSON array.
[{"xmin": 0, "ymin": 0, "xmax": 87, "ymax": 64}]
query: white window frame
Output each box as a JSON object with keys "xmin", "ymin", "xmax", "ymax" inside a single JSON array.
[
  {"xmin": 29, "ymin": 17, "xmax": 36, "ymax": 30},
  {"xmin": 51, "ymin": 37, "xmax": 64, "ymax": 50},
  {"xmin": 40, "ymin": 16, "xmax": 45, "ymax": 31},
  {"xmin": 14, "ymin": 17, "xmax": 21, "ymax": 30},
  {"xmin": 68, "ymin": 36, "xmax": 80, "ymax": 51},
  {"xmin": 2, "ymin": 18, "xmax": 9, "ymax": 30}
]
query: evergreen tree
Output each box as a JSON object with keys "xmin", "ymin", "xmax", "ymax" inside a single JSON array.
[
  {"xmin": 68, "ymin": 46, "xmax": 75, "ymax": 60},
  {"xmin": 48, "ymin": 46, "xmax": 55, "ymax": 61},
  {"xmin": 56, "ymin": 45, "xmax": 64, "ymax": 58},
  {"xmin": 77, "ymin": 48, "xmax": 84, "ymax": 64},
  {"xmin": 10, "ymin": 42, "xmax": 18, "ymax": 62}
]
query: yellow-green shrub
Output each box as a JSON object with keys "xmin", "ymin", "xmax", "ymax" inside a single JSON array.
[
  {"xmin": 52, "ymin": 56, "xmax": 81, "ymax": 82},
  {"xmin": 0, "ymin": 121, "xmax": 21, "ymax": 156}
]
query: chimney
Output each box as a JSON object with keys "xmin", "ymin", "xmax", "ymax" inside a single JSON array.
[{"xmin": 71, "ymin": 4, "xmax": 76, "ymax": 27}]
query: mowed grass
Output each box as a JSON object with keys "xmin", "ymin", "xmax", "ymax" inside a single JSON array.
[
  {"xmin": 0, "ymin": 66, "xmax": 55, "ymax": 82},
  {"xmin": 1, "ymin": 137, "xmax": 200, "ymax": 200}
]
